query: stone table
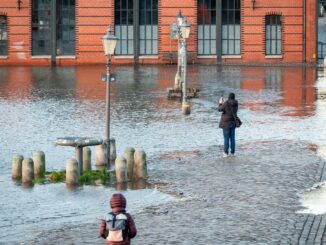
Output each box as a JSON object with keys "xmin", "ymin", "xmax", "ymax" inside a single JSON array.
[{"xmin": 55, "ymin": 137, "xmax": 103, "ymax": 174}]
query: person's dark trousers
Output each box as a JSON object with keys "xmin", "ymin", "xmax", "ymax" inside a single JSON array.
[{"xmin": 223, "ymin": 124, "xmax": 236, "ymax": 154}]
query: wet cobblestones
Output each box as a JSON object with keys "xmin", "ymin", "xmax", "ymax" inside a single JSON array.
[
  {"xmin": 1, "ymin": 65, "xmax": 325, "ymax": 244},
  {"xmin": 298, "ymin": 158, "xmax": 326, "ymax": 245},
  {"xmin": 26, "ymin": 141, "xmax": 325, "ymax": 245}
]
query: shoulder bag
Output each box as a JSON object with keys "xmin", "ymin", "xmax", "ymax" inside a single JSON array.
[{"xmin": 228, "ymin": 102, "xmax": 242, "ymax": 128}]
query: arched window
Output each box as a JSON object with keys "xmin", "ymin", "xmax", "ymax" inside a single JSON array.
[
  {"xmin": 115, "ymin": 0, "xmax": 134, "ymax": 55},
  {"xmin": 139, "ymin": 0, "xmax": 158, "ymax": 55},
  {"xmin": 222, "ymin": 0, "xmax": 241, "ymax": 55},
  {"xmin": 0, "ymin": 15, "xmax": 7, "ymax": 56},
  {"xmin": 32, "ymin": 0, "xmax": 75, "ymax": 56},
  {"xmin": 32, "ymin": 0, "xmax": 52, "ymax": 55},
  {"xmin": 56, "ymin": 0, "xmax": 75, "ymax": 55},
  {"xmin": 115, "ymin": 0, "xmax": 158, "ymax": 56},
  {"xmin": 198, "ymin": 0, "xmax": 216, "ymax": 55},
  {"xmin": 265, "ymin": 15, "xmax": 282, "ymax": 55},
  {"xmin": 197, "ymin": 0, "xmax": 240, "ymax": 56}
]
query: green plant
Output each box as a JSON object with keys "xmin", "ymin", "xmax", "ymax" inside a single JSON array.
[
  {"xmin": 32, "ymin": 178, "xmax": 47, "ymax": 185},
  {"xmin": 79, "ymin": 169, "xmax": 110, "ymax": 185},
  {"xmin": 49, "ymin": 170, "xmax": 66, "ymax": 183}
]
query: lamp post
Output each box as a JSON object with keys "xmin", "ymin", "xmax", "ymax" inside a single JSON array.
[
  {"xmin": 180, "ymin": 18, "xmax": 191, "ymax": 115},
  {"xmin": 101, "ymin": 25, "xmax": 118, "ymax": 165},
  {"xmin": 174, "ymin": 10, "xmax": 184, "ymax": 89}
]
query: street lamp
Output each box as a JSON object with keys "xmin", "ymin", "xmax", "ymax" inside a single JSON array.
[
  {"xmin": 174, "ymin": 10, "xmax": 184, "ymax": 90},
  {"xmin": 176, "ymin": 9, "xmax": 184, "ymax": 26},
  {"xmin": 181, "ymin": 19, "xmax": 191, "ymax": 39},
  {"xmin": 180, "ymin": 18, "xmax": 191, "ymax": 115},
  {"xmin": 101, "ymin": 25, "xmax": 117, "ymax": 165}
]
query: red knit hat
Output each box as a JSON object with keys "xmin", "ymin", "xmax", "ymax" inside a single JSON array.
[{"xmin": 110, "ymin": 193, "xmax": 126, "ymax": 212}]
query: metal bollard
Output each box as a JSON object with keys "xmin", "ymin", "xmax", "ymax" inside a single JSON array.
[
  {"xmin": 123, "ymin": 147, "xmax": 135, "ymax": 181},
  {"xmin": 110, "ymin": 138, "xmax": 117, "ymax": 162},
  {"xmin": 12, "ymin": 154, "xmax": 23, "ymax": 180},
  {"xmin": 115, "ymin": 156, "xmax": 127, "ymax": 183},
  {"xmin": 22, "ymin": 158, "xmax": 34, "ymax": 184},
  {"xmin": 95, "ymin": 144, "xmax": 108, "ymax": 167},
  {"xmin": 66, "ymin": 158, "xmax": 79, "ymax": 186},
  {"xmin": 83, "ymin": 147, "xmax": 92, "ymax": 171},
  {"xmin": 182, "ymin": 101, "xmax": 191, "ymax": 115},
  {"xmin": 33, "ymin": 151, "xmax": 46, "ymax": 178},
  {"xmin": 134, "ymin": 150, "xmax": 148, "ymax": 180}
]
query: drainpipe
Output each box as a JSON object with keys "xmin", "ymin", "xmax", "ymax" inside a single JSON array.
[
  {"xmin": 133, "ymin": 0, "xmax": 139, "ymax": 64},
  {"xmin": 51, "ymin": 0, "xmax": 57, "ymax": 66},
  {"xmin": 303, "ymin": 0, "xmax": 306, "ymax": 64}
]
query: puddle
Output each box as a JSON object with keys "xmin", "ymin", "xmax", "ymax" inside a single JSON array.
[
  {"xmin": 298, "ymin": 182, "xmax": 326, "ymax": 215},
  {"xmin": 316, "ymin": 145, "xmax": 326, "ymax": 160}
]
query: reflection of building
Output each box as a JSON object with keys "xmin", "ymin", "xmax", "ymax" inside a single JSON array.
[
  {"xmin": 0, "ymin": 0, "xmax": 317, "ymax": 66},
  {"xmin": 0, "ymin": 67, "xmax": 32, "ymax": 99},
  {"xmin": 241, "ymin": 67, "xmax": 316, "ymax": 116}
]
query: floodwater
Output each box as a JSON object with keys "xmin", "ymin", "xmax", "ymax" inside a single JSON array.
[
  {"xmin": 298, "ymin": 182, "xmax": 326, "ymax": 215},
  {"xmin": 0, "ymin": 65, "xmax": 325, "ymax": 244}
]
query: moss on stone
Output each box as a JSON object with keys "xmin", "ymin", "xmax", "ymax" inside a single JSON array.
[
  {"xmin": 32, "ymin": 178, "xmax": 47, "ymax": 185},
  {"xmin": 49, "ymin": 170, "xmax": 66, "ymax": 183},
  {"xmin": 79, "ymin": 169, "xmax": 110, "ymax": 185},
  {"xmin": 44, "ymin": 169, "xmax": 110, "ymax": 185}
]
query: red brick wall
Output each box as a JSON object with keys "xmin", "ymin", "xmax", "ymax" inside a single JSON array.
[
  {"xmin": 74, "ymin": 0, "xmax": 114, "ymax": 65},
  {"xmin": 0, "ymin": 0, "xmax": 41, "ymax": 65},
  {"xmin": 0, "ymin": 0, "xmax": 317, "ymax": 65},
  {"xmin": 241, "ymin": 0, "xmax": 316, "ymax": 64}
]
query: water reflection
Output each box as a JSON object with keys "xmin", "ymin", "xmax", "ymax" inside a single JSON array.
[
  {"xmin": 240, "ymin": 67, "xmax": 316, "ymax": 116},
  {"xmin": 0, "ymin": 64, "xmax": 322, "ymax": 243}
]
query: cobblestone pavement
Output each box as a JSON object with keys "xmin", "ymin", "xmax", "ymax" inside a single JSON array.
[
  {"xmin": 1, "ymin": 64, "xmax": 324, "ymax": 244},
  {"xmin": 298, "ymin": 162, "xmax": 326, "ymax": 245},
  {"xmin": 24, "ymin": 141, "xmax": 326, "ymax": 245}
]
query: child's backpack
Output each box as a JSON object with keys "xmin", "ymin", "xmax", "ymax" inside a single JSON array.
[{"xmin": 106, "ymin": 212, "xmax": 128, "ymax": 242}]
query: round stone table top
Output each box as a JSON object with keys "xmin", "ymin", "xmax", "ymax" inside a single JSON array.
[{"xmin": 55, "ymin": 137, "xmax": 103, "ymax": 147}]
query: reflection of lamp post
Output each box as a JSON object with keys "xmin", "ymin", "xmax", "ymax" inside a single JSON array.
[
  {"xmin": 175, "ymin": 10, "xmax": 184, "ymax": 89},
  {"xmin": 180, "ymin": 18, "xmax": 191, "ymax": 115},
  {"xmin": 101, "ymin": 25, "xmax": 117, "ymax": 164},
  {"xmin": 251, "ymin": 0, "xmax": 256, "ymax": 9},
  {"xmin": 17, "ymin": 0, "xmax": 22, "ymax": 10}
]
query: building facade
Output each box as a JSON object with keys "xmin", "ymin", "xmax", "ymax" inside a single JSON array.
[{"xmin": 0, "ymin": 0, "xmax": 317, "ymax": 66}]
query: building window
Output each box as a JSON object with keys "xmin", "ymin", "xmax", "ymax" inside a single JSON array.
[
  {"xmin": 139, "ymin": 0, "xmax": 158, "ymax": 55},
  {"xmin": 222, "ymin": 0, "xmax": 240, "ymax": 55},
  {"xmin": 32, "ymin": 0, "xmax": 52, "ymax": 55},
  {"xmin": 115, "ymin": 0, "xmax": 134, "ymax": 55},
  {"xmin": 32, "ymin": 0, "xmax": 75, "ymax": 56},
  {"xmin": 198, "ymin": 0, "xmax": 216, "ymax": 55},
  {"xmin": 57, "ymin": 0, "xmax": 75, "ymax": 55},
  {"xmin": 0, "ymin": 16, "xmax": 7, "ymax": 56},
  {"xmin": 265, "ymin": 15, "xmax": 282, "ymax": 55}
]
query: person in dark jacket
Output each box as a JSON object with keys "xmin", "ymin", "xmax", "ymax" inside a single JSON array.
[
  {"xmin": 218, "ymin": 92, "xmax": 238, "ymax": 157},
  {"xmin": 100, "ymin": 193, "xmax": 137, "ymax": 245}
]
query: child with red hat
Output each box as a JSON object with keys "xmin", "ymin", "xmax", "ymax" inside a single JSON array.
[{"xmin": 100, "ymin": 193, "xmax": 137, "ymax": 245}]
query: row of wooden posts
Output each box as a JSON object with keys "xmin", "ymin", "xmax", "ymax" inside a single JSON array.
[{"xmin": 12, "ymin": 145, "xmax": 148, "ymax": 186}]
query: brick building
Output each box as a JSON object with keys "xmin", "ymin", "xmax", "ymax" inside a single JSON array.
[{"xmin": 0, "ymin": 0, "xmax": 318, "ymax": 66}]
